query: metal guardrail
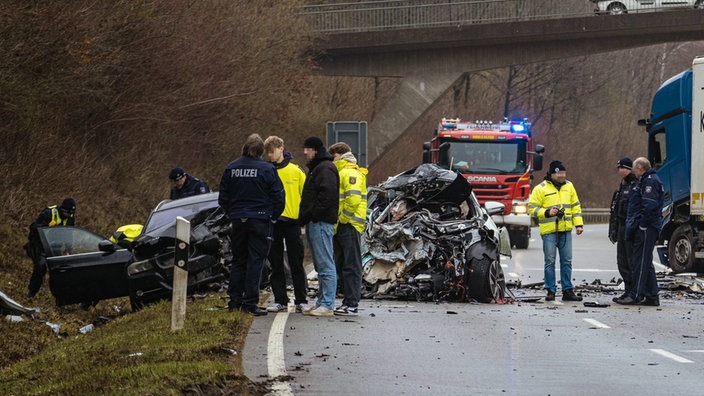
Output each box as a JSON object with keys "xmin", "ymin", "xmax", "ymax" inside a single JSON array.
[
  {"xmin": 582, "ymin": 208, "xmax": 610, "ymax": 224},
  {"xmin": 302, "ymin": 0, "xmax": 693, "ymax": 33}
]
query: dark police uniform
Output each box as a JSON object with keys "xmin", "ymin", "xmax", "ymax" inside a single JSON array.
[
  {"xmin": 170, "ymin": 174, "xmax": 210, "ymax": 200},
  {"xmin": 608, "ymin": 172, "xmax": 638, "ymax": 295},
  {"xmin": 625, "ymin": 168, "xmax": 664, "ymax": 303},
  {"xmin": 26, "ymin": 203, "xmax": 76, "ymax": 297},
  {"xmin": 218, "ymin": 155, "xmax": 284, "ymax": 313}
]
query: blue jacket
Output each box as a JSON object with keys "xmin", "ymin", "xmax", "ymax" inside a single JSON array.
[
  {"xmin": 626, "ymin": 168, "xmax": 664, "ymax": 237},
  {"xmin": 218, "ymin": 155, "xmax": 285, "ymax": 220},
  {"xmin": 171, "ymin": 174, "xmax": 210, "ymax": 200}
]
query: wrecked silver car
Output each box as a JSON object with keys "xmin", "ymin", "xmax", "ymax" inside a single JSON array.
[{"xmin": 362, "ymin": 164, "xmax": 512, "ymax": 303}]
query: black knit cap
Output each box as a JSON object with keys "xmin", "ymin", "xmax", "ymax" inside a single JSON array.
[
  {"xmin": 303, "ymin": 136, "xmax": 325, "ymax": 152},
  {"xmin": 60, "ymin": 197, "xmax": 76, "ymax": 213},
  {"xmin": 169, "ymin": 167, "xmax": 186, "ymax": 181},
  {"xmin": 616, "ymin": 157, "xmax": 633, "ymax": 170},
  {"xmin": 548, "ymin": 160, "xmax": 566, "ymax": 174}
]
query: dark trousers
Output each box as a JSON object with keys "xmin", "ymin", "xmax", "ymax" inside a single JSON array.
[
  {"xmin": 27, "ymin": 241, "xmax": 46, "ymax": 295},
  {"xmin": 616, "ymin": 224, "xmax": 634, "ymax": 295},
  {"xmin": 629, "ymin": 226, "xmax": 659, "ymax": 300},
  {"xmin": 269, "ymin": 220, "xmax": 308, "ymax": 306},
  {"xmin": 228, "ymin": 218, "xmax": 272, "ymax": 311},
  {"xmin": 333, "ymin": 223, "xmax": 362, "ymax": 308}
]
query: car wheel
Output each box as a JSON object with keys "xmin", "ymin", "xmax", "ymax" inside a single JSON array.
[
  {"xmin": 608, "ymin": 3, "xmax": 627, "ymax": 15},
  {"xmin": 697, "ymin": 0, "xmax": 703, "ymax": 9},
  {"xmin": 468, "ymin": 255, "xmax": 505, "ymax": 303},
  {"xmin": 668, "ymin": 226, "xmax": 696, "ymax": 273}
]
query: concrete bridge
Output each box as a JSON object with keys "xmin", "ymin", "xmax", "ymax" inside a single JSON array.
[{"xmin": 303, "ymin": 0, "xmax": 704, "ymax": 181}]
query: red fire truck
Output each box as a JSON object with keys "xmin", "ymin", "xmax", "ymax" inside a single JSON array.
[{"xmin": 422, "ymin": 118, "xmax": 544, "ymax": 249}]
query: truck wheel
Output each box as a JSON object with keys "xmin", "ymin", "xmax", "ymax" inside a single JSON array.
[
  {"xmin": 468, "ymin": 255, "xmax": 505, "ymax": 303},
  {"xmin": 513, "ymin": 229, "xmax": 530, "ymax": 249},
  {"xmin": 669, "ymin": 227, "xmax": 695, "ymax": 273}
]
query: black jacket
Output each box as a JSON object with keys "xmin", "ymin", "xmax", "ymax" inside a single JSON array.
[
  {"xmin": 608, "ymin": 173, "xmax": 637, "ymax": 242},
  {"xmin": 626, "ymin": 168, "xmax": 665, "ymax": 238},
  {"xmin": 218, "ymin": 155, "xmax": 285, "ymax": 221},
  {"xmin": 171, "ymin": 174, "xmax": 210, "ymax": 200},
  {"xmin": 299, "ymin": 151, "xmax": 339, "ymax": 225}
]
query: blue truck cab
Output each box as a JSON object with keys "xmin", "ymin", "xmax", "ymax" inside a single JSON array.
[{"xmin": 642, "ymin": 58, "xmax": 704, "ymax": 273}]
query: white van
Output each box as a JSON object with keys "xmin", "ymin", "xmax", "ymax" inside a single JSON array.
[{"xmin": 592, "ymin": 0, "xmax": 702, "ymax": 15}]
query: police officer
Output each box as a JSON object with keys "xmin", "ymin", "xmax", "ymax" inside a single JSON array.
[
  {"xmin": 218, "ymin": 134, "xmax": 284, "ymax": 316},
  {"xmin": 169, "ymin": 167, "xmax": 210, "ymax": 200},
  {"xmin": 528, "ymin": 160, "xmax": 584, "ymax": 302},
  {"xmin": 26, "ymin": 198, "xmax": 77, "ymax": 298},
  {"xmin": 616, "ymin": 157, "xmax": 664, "ymax": 306},
  {"xmin": 608, "ymin": 157, "xmax": 638, "ymax": 302}
]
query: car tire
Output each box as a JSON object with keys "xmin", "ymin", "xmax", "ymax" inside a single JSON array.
[
  {"xmin": 608, "ymin": 3, "xmax": 627, "ymax": 15},
  {"xmin": 696, "ymin": 0, "xmax": 703, "ymax": 9},
  {"xmin": 468, "ymin": 255, "xmax": 505, "ymax": 303}
]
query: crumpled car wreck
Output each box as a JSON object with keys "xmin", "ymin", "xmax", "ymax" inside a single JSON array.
[
  {"xmin": 362, "ymin": 164, "xmax": 512, "ymax": 303},
  {"xmin": 42, "ymin": 193, "xmax": 232, "ymax": 310}
]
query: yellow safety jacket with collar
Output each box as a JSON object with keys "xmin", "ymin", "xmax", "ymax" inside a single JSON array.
[
  {"xmin": 334, "ymin": 159, "xmax": 368, "ymax": 234},
  {"xmin": 48, "ymin": 205, "xmax": 69, "ymax": 226},
  {"xmin": 528, "ymin": 179, "xmax": 583, "ymax": 235}
]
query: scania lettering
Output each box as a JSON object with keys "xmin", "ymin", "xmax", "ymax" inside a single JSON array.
[{"xmin": 422, "ymin": 118, "xmax": 544, "ymax": 249}]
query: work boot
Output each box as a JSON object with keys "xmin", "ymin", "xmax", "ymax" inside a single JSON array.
[
  {"xmin": 614, "ymin": 295, "xmax": 641, "ymax": 305},
  {"xmin": 545, "ymin": 291, "xmax": 556, "ymax": 301},
  {"xmin": 562, "ymin": 289, "xmax": 583, "ymax": 302},
  {"xmin": 640, "ymin": 298, "xmax": 660, "ymax": 307},
  {"xmin": 612, "ymin": 293, "xmax": 628, "ymax": 303}
]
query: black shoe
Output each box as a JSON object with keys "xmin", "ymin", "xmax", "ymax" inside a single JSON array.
[
  {"xmin": 612, "ymin": 293, "xmax": 628, "ymax": 303},
  {"xmin": 614, "ymin": 296, "xmax": 641, "ymax": 305},
  {"xmin": 562, "ymin": 290, "xmax": 583, "ymax": 302},
  {"xmin": 545, "ymin": 291, "xmax": 556, "ymax": 301},
  {"xmin": 640, "ymin": 298, "xmax": 660, "ymax": 307},
  {"xmin": 246, "ymin": 307, "xmax": 268, "ymax": 316}
]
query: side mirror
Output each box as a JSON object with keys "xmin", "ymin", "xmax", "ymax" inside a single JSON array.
[
  {"xmin": 99, "ymin": 239, "xmax": 117, "ymax": 253},
  {"xmin": 533, "ymin": 144, "xmax": 544, "ymax": 171},
  {"xmin": 422, "ymin": 141, "xmax": 432, "ymax": 163},
  {"xmin": 484, "ymin": 201, "xmax": 505, "ymax": 216}
]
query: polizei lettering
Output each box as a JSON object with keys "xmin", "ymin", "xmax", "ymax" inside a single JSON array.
[
  {"xmin": 467, "ymin": 176, "xmax": 497, "ymax": 183},
  {"xmin": 231, "ymin": 168, "xmax": 258, "ymax": 177}
]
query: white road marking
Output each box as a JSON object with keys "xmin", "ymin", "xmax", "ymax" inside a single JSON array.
[
  {"xmin": 684, "ymin": 350, "xmax": 704, "ymax": 353},
  {"xmin": 583, "ymin": 318, "xmax": 610, "ymax": 329},
  {"xmin": 267, "ymin": 312, "xmax": 293, "ymax": 395},
  {"xmin": 649, "ymin": 348, "xmax": 694, "ymax": 363}
]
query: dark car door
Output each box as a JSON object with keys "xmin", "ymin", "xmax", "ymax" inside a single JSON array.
[{"xmin": 39, "ymin": 226, "xmax": 132, "ymax": 305}]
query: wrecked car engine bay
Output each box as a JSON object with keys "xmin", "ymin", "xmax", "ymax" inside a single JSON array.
[{"xmin": 361, "ymin": 164, "xmax": 513, "ymax": 303}]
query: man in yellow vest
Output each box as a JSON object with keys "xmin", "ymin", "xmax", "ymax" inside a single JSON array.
[
  {"xmin": 263, "ymin": 136, "xmax": 309, "ymax": 313},
  {"xmin": 329, "ymin": 142, "xmax": 367, "ymax": 316},
  {"xmin": 26, "ymin": 198, "xmax": 77, "ymax": 298},
  {"xmin": 528, "ymin": 160, "xmax": 584, "ymax": 302}
]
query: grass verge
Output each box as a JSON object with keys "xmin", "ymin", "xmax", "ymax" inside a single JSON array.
[{"xmin": 1, "ymin": 294, "xmax": 270, "ymax": 395}]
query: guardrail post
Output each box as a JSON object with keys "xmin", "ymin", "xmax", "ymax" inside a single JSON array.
[{"xmin": 171, "ymin": 216, "xmax": 190, "ymax": 331}]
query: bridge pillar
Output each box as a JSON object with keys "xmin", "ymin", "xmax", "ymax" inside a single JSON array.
[{"xmin": 369, "ymin": 73, "xmax": 462, "ymax": 163}]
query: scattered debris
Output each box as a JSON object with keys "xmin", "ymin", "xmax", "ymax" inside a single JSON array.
[
  {"xmin": 583, "ymin": 301, "xmax": 610, "ymax": 308},
  {"xmin": 0, "ymin": 290, "xmax": 38, "ymax": 316}
]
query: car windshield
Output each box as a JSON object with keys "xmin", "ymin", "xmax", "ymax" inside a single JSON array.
[
  {"xmin": 39, "ymin": 227, "xmax": 105, "ymax": 257},
  {"xmin": 144, "ymin": 199, "xmax": 220, "ymax": 233},
  {"xmin": 439, "ymin": 140, "xmax": 528, "ymax": 175}
]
